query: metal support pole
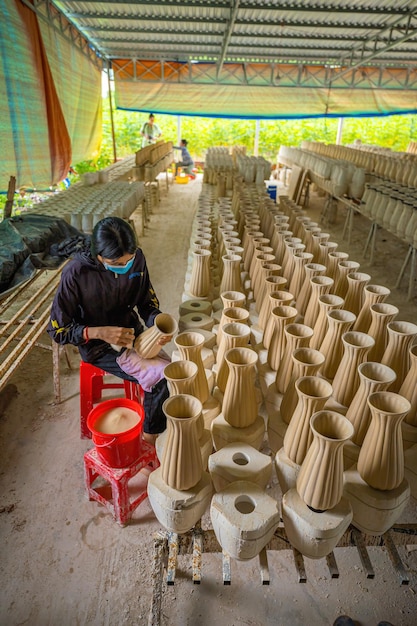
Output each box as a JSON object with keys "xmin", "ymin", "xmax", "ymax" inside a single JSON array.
[{"xmin": 107, "ymin": 62, "xmax": 117, "ymax": 163}]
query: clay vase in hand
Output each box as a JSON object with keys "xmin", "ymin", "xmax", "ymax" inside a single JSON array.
[{"xmin": 134, "ymin": 313, "xmax": 178, "ymax": 359}]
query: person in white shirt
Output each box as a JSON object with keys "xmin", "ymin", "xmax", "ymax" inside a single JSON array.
[{"xmin": 140, "ymin": 113, "xmax": 162, "ymax": 148}]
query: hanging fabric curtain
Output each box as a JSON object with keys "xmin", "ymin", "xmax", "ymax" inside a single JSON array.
[{"xmin": 0, "ymin": 0, "xmax": 102, "ymax": 192}]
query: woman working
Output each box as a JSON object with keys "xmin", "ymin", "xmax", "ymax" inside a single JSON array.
[{"xmin": 47, "ymin": 216, "xmax": 171, "ymax": 444}]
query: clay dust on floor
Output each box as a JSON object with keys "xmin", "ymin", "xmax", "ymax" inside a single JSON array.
[{"xmin": 0, "ymin": 173, "xmax": 416, "ymax": 626}]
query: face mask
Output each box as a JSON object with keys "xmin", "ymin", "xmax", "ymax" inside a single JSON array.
[{"xmin": 104, "ymin": 256, "xmax": 135, "ymax": 275}]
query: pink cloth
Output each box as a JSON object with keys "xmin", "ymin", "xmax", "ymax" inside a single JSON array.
[{"xmin": 116, "ymin": 348, "xmax": 171, "ymax": 392}]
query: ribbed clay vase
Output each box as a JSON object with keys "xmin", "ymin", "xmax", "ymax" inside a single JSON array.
[
  {"xmin": 216, "ymin": 323, "xmax": 252, "ymax": 393},
  {"xmin": 381, "ymin": 321, "xmax": 417, "ymax": 392},
  {"xmin": 164, "ymin": 360, "xmax": 199, "ymax": 397},
  {"xmin": 345, "ymin": 362, "xmax": 397, "ymax": 446},
  {"xmin": 326, "ymin": 251, "xmax": 349, "ymax": 281},
  {"xmin": 216, "ymin": 305, "xmax": 250, "ymax": 346},
  {"xmin": 296, "ymin": 263, "xmax": 326, "ymax": 318},
  {"xmin": 134, "ymin": 313, "xmax": 178, "ymax": 359},
  {"xmin": 283, "ymin": 376, "xmax": 333, "ymax": 466},
  {"xmin": 303, "ymin": 276, "xmax": 334, "ymax": 329},
  {"xmin": 174, "ymin": 331, "xmax": 209, "ymax": 404},
  {"xmin": 280, "ymin": 348, "xmax": 326, "ymax": 424},
  {"xmin": 399, "ymin": 345, "xmax": 417, "ymax": 427},
  {"xmin": 334, "ymin": 260, "xmax": 361, "ymax": 299},
  {"xmin": 219, "ymin": 253, "xmax": 243, "ymax": 294},
  {"xmin": 222, "ymin": 347, "xmax": 259, "ymax": 428},
  {"xmin": 188, "ymin": 249, "xmax": 212, "ymax": 298},
  {"xmin": 367, "ymin": 303, "xmax": 399, "ymax": 362},
  {"xmin": 266, "ymin": 306, "xmax": 298, "ymax": 371},
  {"xmin": 282, "ymin": 242, "xmax": 305, "ymax": 284},
  {"xmin": 357, "ymin": 391, "xmax": 411, "ymax": 491},
  {"xmin": 247, "ymin": 241, "xmax": 271, "ymax": 280},
  {"xmin": 296, "ymin": 411, "xmax": 354, "ymax": 512},
  {"xmin": 310, "ymin": 294, "xmax": 345, "ymax": 351},
  {"xmin": 317, "ymin": 241, "xmax": 339, "ymax": 267},
  {"xmin": 255, "ymin": 262, "xmax": 282, "ymax": 311},
  {"xmin": 161, "ymin": 394, "xmax": 204, "ymax": 490},
  {"xmin": 331, "ymin": 331, "xmax": 375, "ymax": 408},
  {"xmin": 220, "ymin": 290, "xmax": 246, "ymax": 311},
  {"xmin": 251, "ymin": 252, "xmax": 275, "ymax": 305},
  {"xmin": 258, "ymin": 274, "xmax": 288, "ymax": 328},
  {"xmin": 275, "ymin": 323, "xmax": 314, "ymax": 394},
  {"xmin": 319, "ymin": 309, "xmax": 356, "ymax": 380},
  {"xmin": 288, "ymin": 252, "xmax": 314, "ymax": 301},
  {"xmin": 343, "ymin": 272, "xmax": 371, "ymax": 317},
  {"xmin": 353, "ymin": 284, "xmax": 391, "ymax": 333}
]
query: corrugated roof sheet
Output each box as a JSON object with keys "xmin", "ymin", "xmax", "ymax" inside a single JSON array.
[{"xmin": 49, "ymin": 0, "xmax": 417, "ymax": 68}]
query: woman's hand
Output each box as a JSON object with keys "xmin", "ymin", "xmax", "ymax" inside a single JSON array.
[{"xmin": 89, "ymin": 326, "xmax": 135, "ymax": 349}]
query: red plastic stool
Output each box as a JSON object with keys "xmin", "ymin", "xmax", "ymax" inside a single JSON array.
[
  {"xmin": 83, "ymin": 443, "xmax": 159, "ymax": 526},
  {"xmin": 80, "ymin": 361, "xmax": 144, "ymax": 439}
]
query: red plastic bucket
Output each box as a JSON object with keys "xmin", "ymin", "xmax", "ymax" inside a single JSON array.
[{"xmin": 87, "ymin": 398, "xmax": 144, "ymax": 468}]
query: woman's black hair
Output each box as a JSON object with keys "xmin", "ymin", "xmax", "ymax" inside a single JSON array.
[
  {"xmin": 91, "ymin": 216, "xmax": 137, "ymax": 260},
  {"xmin": 181, "ymin": 139, "xmax": 187, "ymax": 146}
]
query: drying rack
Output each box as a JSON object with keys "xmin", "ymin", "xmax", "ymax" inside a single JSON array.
[{"xmin": 148, "ymin": 522, "xmax": 417, "ymax": 626}]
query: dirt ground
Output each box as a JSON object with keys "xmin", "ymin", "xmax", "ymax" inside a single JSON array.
[{"xmin": 0, "ymin": 171, "xmax": 416, "ymax": 626}]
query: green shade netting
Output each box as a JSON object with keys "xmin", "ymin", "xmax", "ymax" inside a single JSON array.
[{"xmin": 113, "ymin": 61, "xmax": 417, "ymax": 120}]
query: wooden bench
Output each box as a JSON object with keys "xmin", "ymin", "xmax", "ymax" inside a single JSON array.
[{"xmin": 0, "ymin": 262, "xmax": 69, "ymax": 405}]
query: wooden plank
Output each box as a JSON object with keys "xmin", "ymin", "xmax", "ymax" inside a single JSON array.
[{"xmin": 4, "ymin": 176, "xmax": 16, "ymax": 219}]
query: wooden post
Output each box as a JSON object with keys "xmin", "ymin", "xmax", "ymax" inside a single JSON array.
[{"xmin": 4, "ymin": 176, "xmax": 16, "ymax": 219}]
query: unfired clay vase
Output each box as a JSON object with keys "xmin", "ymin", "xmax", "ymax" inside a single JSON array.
[
  {"xmin": 326, "ymin": 251, "xmax": 349, "ymax": 281},
  {"xmin": 161, "ymin": 394, "xmax": 204, "ymax": 490},
  {"xmin": 261, "ymin": 292, "xmax": 294, "ymax": 348},
  {"xmin": 310, "ymin": 294, "xmax": 344, "ymax": 351},
  {"xmin": 216, "ymin": 306, "xmax": 250, "ymax": 346},
  {"xmin": 319, "ymin": 309, "xmax": 356, "ymax": 380},
  {"xmin": 288, "ymin": 252, "xmax": 314, "ymax": 301},
  {"xmin": 331, "ymin": 331, "xmax": 375, "ymax": 408},
  {"xmin": 262, "ymin": 302, "xmax": 297, "ymax": 360},
  {"xmin": 367, "ymin": 303, "xmax": 399, "ymax": 362},
  {"xmin": 296, "ymin": 263, "xmax": 326, "ymax": 318},
  {"xmin": 257, "ymin": 276, "xmax": 288, "ymax": 331},
  {"xmin": 353, "ymin": 284, "xmax": 391, "ymax": 333},
  {"xmin": 399, "ymin": 345, "xmax": 417, "ymax": 427},
  {"xmin": 220, "ymin": 290, "xmax": 246, "ymax": 310},
  {"xmin": 164, "ymin": 360, "xmax": 199, "ymax": 397},
  {"xmin": 275, "ymin": 323, "xmax": 314, "ymax": 394},
  {"xmin": 334, "ymin": 260, "xmax": 361, "ymax": 299},
  {"xmin": 222, "ymin": 347, "xmax": 259, "ymax": 428},
  {"xmin": 188, "ymin": 249, "xmax": 212, "ymax": 298},
  {"xmin": 283, "ymin": 377, "xmax": 333, "ymax": 465},
  {"xmin": 357, "ymin": 391, "xmax": 411, "ymax": 491},
  {"xmin": 381, "ymin": 321, "xmax": 417, "ymax": 392},
  {"xmin": 280, "ymin": 348, "xmax": 325, "ymax": 424},
  {"xmin": 266, "ymin": 306, "xmax": 298, "ymax": 371},
  {"xmin": 345, "ymin": 362, "xmax": 397, "ymax": 446},
  {"xmin": 174, "ymin": 331, "xmax": 209, "ymax": 403},
  {"xmin": 216, "ymin": 323, "xmax": 251, "ymax": 393},
  {"xmin": 303, "ymin": 276, "xmax": 334, "ymax": 329},
  {"xmin": 220, "ymin": 253, "xmax": 243, "ymax": 294},
  {"xmin": 343, "ymin": 272, "xmax": 371, "ymax": 317},
  {"xmin": 296, "ymin": 410, "xmax": 354, "ymax": 511},
  {"xmin": 134, "ymin": 313, "xmax": 178, "ymax": 359},
  {"xmin": 255, "ymin": 262, "xmax": 282, "ymax": 311}
]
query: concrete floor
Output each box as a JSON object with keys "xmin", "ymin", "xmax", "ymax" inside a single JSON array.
[{"xmin": 0, "ymin": 171, "xmax": 416, "ymax": 626}]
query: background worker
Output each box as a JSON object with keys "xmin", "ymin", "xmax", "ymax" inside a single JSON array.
[
  {"xmin": 174, "ymin": 139, "xmax": 195, "ymax": 179},
  {"xmin": 140, "ymin": 113, "xmax": 162, "ymax": 148}
]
